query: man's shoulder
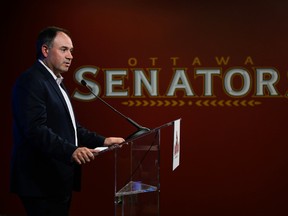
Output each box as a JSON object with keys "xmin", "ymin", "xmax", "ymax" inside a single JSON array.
[
  {"xmin": 19, "ymin": 61, "xmax": 51, "ymax": 81},
  {"xmin": 14, "ymin": 61, "xmax": 53, "ymax": 90}
]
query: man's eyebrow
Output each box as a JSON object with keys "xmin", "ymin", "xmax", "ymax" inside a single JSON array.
[{"xmin": 60, "ymin": 46, "xmax": 73, "ymax": 50}]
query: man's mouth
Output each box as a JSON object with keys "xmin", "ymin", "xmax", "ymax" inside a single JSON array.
[{"xmin": 64, "ymin": 62, "xmax": 71, "ymax": 67}]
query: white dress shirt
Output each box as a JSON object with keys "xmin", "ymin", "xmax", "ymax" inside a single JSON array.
[{"xmin": 38, "ymin": 59, "xmax": 78, "ymax": 146}]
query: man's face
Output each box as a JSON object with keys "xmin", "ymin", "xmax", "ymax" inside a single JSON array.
[{"xmin": 44, "ymin": 32, "xmax": 74, "ymax": 76}]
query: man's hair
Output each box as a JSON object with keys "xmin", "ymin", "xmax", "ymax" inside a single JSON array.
[{"xmin": 36, "ymin": 26, "xmax": 71, "ymax": 59}]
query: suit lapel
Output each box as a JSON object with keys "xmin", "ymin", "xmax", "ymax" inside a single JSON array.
[
  {"xmin": 36, "ymin": 61, "xmax": 76, "ymax": 128},
  {"xmin": 48, "ymin": 78, "xmax": 71, "ymax": 117}
]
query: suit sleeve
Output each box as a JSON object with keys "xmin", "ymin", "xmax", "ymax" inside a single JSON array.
[{"xmin": 76, "ymin": 123, "xmax": 106, "ymax": 148}]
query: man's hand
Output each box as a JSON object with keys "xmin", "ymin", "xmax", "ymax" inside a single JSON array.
[
  {"xmin": 72, "ymin": 147, "xmax": 99, "ymax": 165},
  {"xmin": 104, "ymin": 137, "xmax": 125, "ymax": 146},
  {"xmin": 72, "ymin": 138, "xmax": 125, "ymax": 164}
]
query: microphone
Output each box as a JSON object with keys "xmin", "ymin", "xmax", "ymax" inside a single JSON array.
[{"xmin": 81, "ymin": 80, "xmax": 150, "ymax": 140}]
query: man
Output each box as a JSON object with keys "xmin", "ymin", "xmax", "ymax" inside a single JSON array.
[{"xmin": 10, "ymin": 26, "xmax": 125, "ymax": 216}]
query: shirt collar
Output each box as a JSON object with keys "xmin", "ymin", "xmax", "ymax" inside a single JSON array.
[{"xmin": 38, "ymin": 59, "xmax": 64, "ymax": 85}]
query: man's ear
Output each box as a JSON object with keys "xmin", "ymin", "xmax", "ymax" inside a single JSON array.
[{"xmin": 42, "ymin": 45, "xmax": 49, "ymax": 57}]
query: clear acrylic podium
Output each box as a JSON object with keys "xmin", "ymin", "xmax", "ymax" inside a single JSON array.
[{"xmin": 99, "ymin": 121, "xmax": 174, "ymax": 216}]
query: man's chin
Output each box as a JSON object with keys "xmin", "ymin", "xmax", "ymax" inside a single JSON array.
[{"xmin": 61, "ymin": 67, "xmax": 70, "ymax": 72}]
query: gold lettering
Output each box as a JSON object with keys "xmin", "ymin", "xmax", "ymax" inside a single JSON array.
[
  {"xmin": 170, "ymin": 57, "xmax": 179, "ymax": 66},
  {"xmin": 149, "ymin": 57, "xmax": 158, "ymax": 66},
  {"xmin": 244, "ymin": 56, "xmax": 254, "ymax": 65},
  {"xmin": 192, "ymin": 57, "xmax": 201, "ymax": 66},
  {"xmin": 128, "ymin": 57, "xmax": 137, "ymax": 67},
  {"xmin": 215, "ymin": 56, "xmax": 230, "ymax": 65}
]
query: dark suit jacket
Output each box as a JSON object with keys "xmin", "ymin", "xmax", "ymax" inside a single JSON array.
[{"xmin": 11, "ymin": 61, "xmax": 105, "ymax": 197}]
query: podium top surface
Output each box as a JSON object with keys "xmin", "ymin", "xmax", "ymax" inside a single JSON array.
[{"xmin": 94, "ymin": 119, "xmax": 178, "ymax": 156}]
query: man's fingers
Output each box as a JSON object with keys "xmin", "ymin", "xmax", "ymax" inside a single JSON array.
[
  {"xmin": 104, "ymin": 137, "xmax": 125, "ymax": 146},
  {"xmin": 72, "ymin": 147, "xmax": 95, "ymax": 164}
]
